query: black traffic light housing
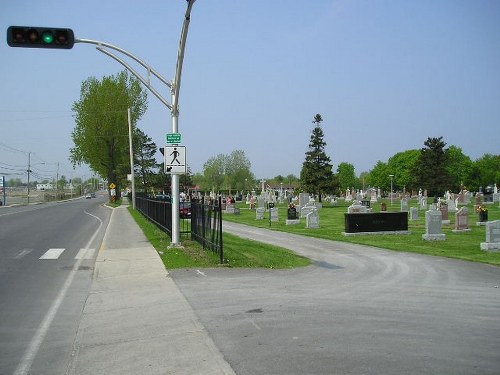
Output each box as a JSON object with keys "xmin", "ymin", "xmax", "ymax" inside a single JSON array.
[{"xmin": 7, "ymin": 26, "xmax": 74, "ymax": 49}]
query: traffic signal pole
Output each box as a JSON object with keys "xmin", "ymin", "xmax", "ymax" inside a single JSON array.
[{"xmin": 9, "ymin": 1, "xmax": 198, "ymax": 247}]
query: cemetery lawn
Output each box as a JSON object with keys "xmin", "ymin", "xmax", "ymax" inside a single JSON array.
[
  {"xmin": 223, "ymin": 201, "xmax": 500, "ymax": 266},
  {"xmin": 129, "ymin": 207, "xmax": 311, "ymax": 269}
]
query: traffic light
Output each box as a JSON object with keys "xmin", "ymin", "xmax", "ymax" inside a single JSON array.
[{"xmin": 7, "ymin": 26, "xmax": 74, "ymax": 49}]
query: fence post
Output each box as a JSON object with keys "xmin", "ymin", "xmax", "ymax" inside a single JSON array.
[{"xmin": 218, "ymin": 196, "xmax": 223, "ymax": 264}]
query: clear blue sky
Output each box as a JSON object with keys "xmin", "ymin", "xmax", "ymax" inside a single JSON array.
[{"xmin": 1, "ymin": 0, "xmax": 499, "ymax": 183}]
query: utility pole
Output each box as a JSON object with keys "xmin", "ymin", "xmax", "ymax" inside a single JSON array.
[
  {"xmin": 128, "ymin": 107, "xmax": 136, "ymax": 210},
  {"xmin": 7, "ymin": 1, "xmax": 197, "ymax": 245},
  {"xmin": 27, "ymin": 152, "xmax": 31, "ymax": 205}
]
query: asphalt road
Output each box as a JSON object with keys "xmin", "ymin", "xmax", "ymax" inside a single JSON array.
[
  {"xmin": 172, "ymin": 221, "xmax": 500, "ymax": 375},
  {"xmin": 0, "ymin": 196, "xmax": 110, "ymax": 375}
]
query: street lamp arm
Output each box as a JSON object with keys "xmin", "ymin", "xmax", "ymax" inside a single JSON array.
[
  {"xmin": 95, "ymin": 46, "xmax": 173, "ymax": 110},
  {"xmin": 75, "ymin": 38, "xmax": 172, "ymax": 88},
  {"xmin": 172, "ymin": 0, "xmax": 196, "ymax": 116}
]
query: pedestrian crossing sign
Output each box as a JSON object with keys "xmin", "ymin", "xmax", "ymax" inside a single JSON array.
[{"xmin": 164, "ymin": 145, "xmax": 186, "ymax": 174}]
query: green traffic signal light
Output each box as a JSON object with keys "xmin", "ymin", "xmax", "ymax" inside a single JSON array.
[
  {"xmin": 41, "ymin": 30, "xmax": 54, "ymax": 44},
  {"xmin": 7, "ymin": 26, "xmax": 74, "ymax": 49}
]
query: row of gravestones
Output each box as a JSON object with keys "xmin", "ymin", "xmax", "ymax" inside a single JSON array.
[
  {"xmin": 423, "ymin": 207, "xmax": 500, "ymax": 251},
  {"xmin": 255, "ymin": 205, "xmax": 320, "ymax": 229}
]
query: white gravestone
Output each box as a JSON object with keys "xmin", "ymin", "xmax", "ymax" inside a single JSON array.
[
  {"xmin": 422, "ymin": 209, "xmax": 446, "ymax": 241},
  {"xmin": 410, "ymin": 207, "xmax": 419, "ymax": 221},
  {"xmin": 255, "ymin": 207, "xmax": 265, "ymax": 220},
  {"xmin": 270, "ymin": 207, "xmax": 279, "ymax": 222},
  {"xmin": 400, "ymin": 198, "xmax": 409, "ymax": 213},
  {"xmin": 480, "ymin": 220, "xmax": 500, "ymax": 251},
  {"xmin": 299, "ymin": 193, "xmax": 310, "ymax": 210},
  {"xmin": 348, "ymin": 204, "xmax": 368, "ymax": 214},
  {"xmin": 447, "ymin": 198, "xmax": 457, "ymax": 213},
  {"xmin": 420, "ymin": 197, "xmax": 427, "ymax": 210},
  {"xmin": 306, "ymin": 209, "xmax": 320, "ymax": 228},
  {"xmin": 301, "ymin": 204, "xmax": 316, "ymax": 218}
]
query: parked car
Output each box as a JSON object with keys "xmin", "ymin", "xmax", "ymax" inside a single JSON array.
[{"xmin": 179, "ymin": 201, "xmax": 191, "ymax": 218}]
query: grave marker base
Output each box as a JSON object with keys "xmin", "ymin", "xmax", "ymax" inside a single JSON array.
[
  {"xmin": 451, "ymin": 228, "xmax": 472, "ymax": 233},
  {"xmin": 286, "ymin": 219, "xmax": 300, "ymax": 225},
  {"xmin": 422, "ymin": 234, "xmax": 446, "ymax": 241},
  {"xmin": 480, "ymin": 242, "xmax": 500, "ymax": 251},
  {"xmin": 343, "ymin": 230, "xmax": 410, "ymax": 237}
]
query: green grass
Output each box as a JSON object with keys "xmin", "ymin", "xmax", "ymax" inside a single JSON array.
[
  {"xmin": 127, "ymin": 207, "xmax": 311, "ymax": 269},
  {"xmin": 222, "ymin": 199, "xmax": 500, "ymax": 266}
]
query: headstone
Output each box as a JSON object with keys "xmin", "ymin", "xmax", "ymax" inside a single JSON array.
[
  {"xmin": 348, "ymin": 204, "xmax": 368, "ymax": 214},
  {"xmin": 400, "ymin": 198, "xmax": 409, "ymax": 212},
  {"xmin": 226, "ymin": 204, "xmax": 235, "ymax": 214},
  {"xmin": 493, "ymin": 193, "xmax": 500, "ymax": 204},
  {"xmin": 306, "ymin": 209, "xmax": 320, "ymax": 228},
  {"xmin": 410, "ymin": 207, "xmax": 419, "ymax": 221},
  {"xmin": 452, "ymin": 207, "xmax": 471, "ymax": 233},
  {"xmin": 420, "ymin": 197, "xmax": 427, "ymax": 210},
  {"xmin": 422, "ymin": 208, "xmax": 446, "ymax": 241},
  {"xmin": 480, "ymin": 220, "xmax": 500, "ymax": 251},
  {"xmin": 301, "ymin": 205, "xmax": 315, "ymax": 218},
  {"xmin": 250, "ymin": 196, "xmax": 256, "ymax": 209},
  {"xmin": 286, "ymin": 206, "xmax": 300, "ymax": 225},
  {"xmin": 270, "ymin": 207, "xmax": 279, "ymax": 222},
  {"xmin": 255, "ymin": 207, "xmax": 265, "ymax": 220},
  {"xmin": 381, "ymin": 202, "xmax": 387, "ymax": 212},
  {"xmin": 447, "ymin": 198, "xmax": 457, "ymax": 213},
  {"xmin": 439, "ymin": 204, "xmax": 450, "ymax": 225},
  {"xmin": 287, "ymin": 206, "xmax": 297, "ymax": 220},
  {"xmin": 257, "ymin": 196, "xmax": 265, "ymax": 209},
  {"xmin": 299, "ymin": 193, "xmax": 310, "ymax": 209}
]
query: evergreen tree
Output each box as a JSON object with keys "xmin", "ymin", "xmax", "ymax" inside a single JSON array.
[
  {"xmin": 412, "ymin": 136, "xmax": 452, "ymax": 197},
  {"xmin": 133, "ymin": 128, "xmax": 157, "ymax": 191},
  {"xmin": 300, "ymin": 114, "xmax": 334, "ymax": 202}
]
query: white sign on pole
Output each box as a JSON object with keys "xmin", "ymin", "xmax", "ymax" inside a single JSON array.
[{"xmin": 164, "ymin": 145, "xmax": 186, "ymax": 174}]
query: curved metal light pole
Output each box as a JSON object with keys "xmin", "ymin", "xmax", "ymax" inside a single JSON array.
[{"xmin": 75, "ymin": 0, "xmax": 197, "ymax": 246}]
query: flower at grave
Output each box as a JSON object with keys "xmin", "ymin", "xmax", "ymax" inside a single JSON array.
[
  {"xmin": 288, "ymin": 203, "xmax": 296, "ymax": 209},
  {"xmin": 476, "ymin": 205, "xmax": 488, "ymax": 213}
]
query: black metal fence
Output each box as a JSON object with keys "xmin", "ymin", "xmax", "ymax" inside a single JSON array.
[
  {"xmin": 191, "ymin": 196, "xmax": 224, "ymax": 263},
  {"xmin": 135, "ymin": 196, "xmax": 223, "ymax": 262}
]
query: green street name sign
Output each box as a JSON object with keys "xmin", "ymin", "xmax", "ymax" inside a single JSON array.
[{"xmin": 166, "ymin": 133, "xmax": 182, "ymax": 144}]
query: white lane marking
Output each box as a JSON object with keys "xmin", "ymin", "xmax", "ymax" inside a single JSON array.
[
  {"xmin": 196, "ymin": 269, "xmax": 207, "ymax": 277},
  {"xmin": 14, "ymin": 210, "xmax": 103, "ymax": 375},
  {"xmin": 14, "ymin": 249, "xmax": 32, "ymax": 259},
  {"xmin": 39, "ymin": 248, "xmax": 65, "ymax": 260},
  {"xmin": 75, "ymin": 248, "xmax": 95, "ymax": 260}
]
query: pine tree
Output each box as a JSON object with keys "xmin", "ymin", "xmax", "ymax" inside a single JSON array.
[
  {"xmin": 412, "ymin": 136, "xmax": 452, "ymax": 197},
  {"xmin": 300, "ymin": 114, "xmax": 334, "ymax": 202}
]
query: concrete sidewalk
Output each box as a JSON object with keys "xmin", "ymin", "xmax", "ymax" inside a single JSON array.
[{"xmin": 67, "ymin": 203, "xmax": 235, "ymax": 375}]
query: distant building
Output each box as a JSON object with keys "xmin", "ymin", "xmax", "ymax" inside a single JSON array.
[{"xmin": 37, "ymin": 183, "xmax": 53, "ymax": 191}]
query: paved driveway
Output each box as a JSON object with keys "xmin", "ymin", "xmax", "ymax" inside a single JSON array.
[{"xmin": 171, "ymin": 222, "xmax": 500, "ymax": 375}]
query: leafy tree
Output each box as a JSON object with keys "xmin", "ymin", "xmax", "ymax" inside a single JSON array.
[
  {"xmin": 368, "ymin": 161, "xmax": 390, "ymax": 191},
  {"xmin": 71, "ymin": 71, "xmax": 148, "ymax": 199},
  {"xmin": 134, "ymin": 128, "xmax": 157, "ymax": 191},
  {"xmin": 224, "ymin": 150, "xmax": 254, "ymax": 191},
  {"xmin": 180, "ymin": 166, "xmax": 194, "ymax": 191},
  {"xmin": 202, "ymin": 150, "xmax": 254, "ymax": 192},
  {"xmin": 473, "ymin": 154, "xmax": 500, "ymax": 190},
  {"xmin": 203, "ymin": 154, "xmax": 227, "ymax": 191},
  {"xmin": 337, "ymin": 162, "xmax": 357, "ymax": 191},
  {"xmin": 446, "ymin": 146, "xmax": 474, "ymax": 192},
  {"xmin": 386, "ymin": 150, "xmax": 420, "ymax": 192},
  {"xmin": 299, "ymin": 114, "xmax": 334, "ymax": 202},
  {"xmin": 412, "ymin": 136, "xmax": 452, "ymax": 197}
]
